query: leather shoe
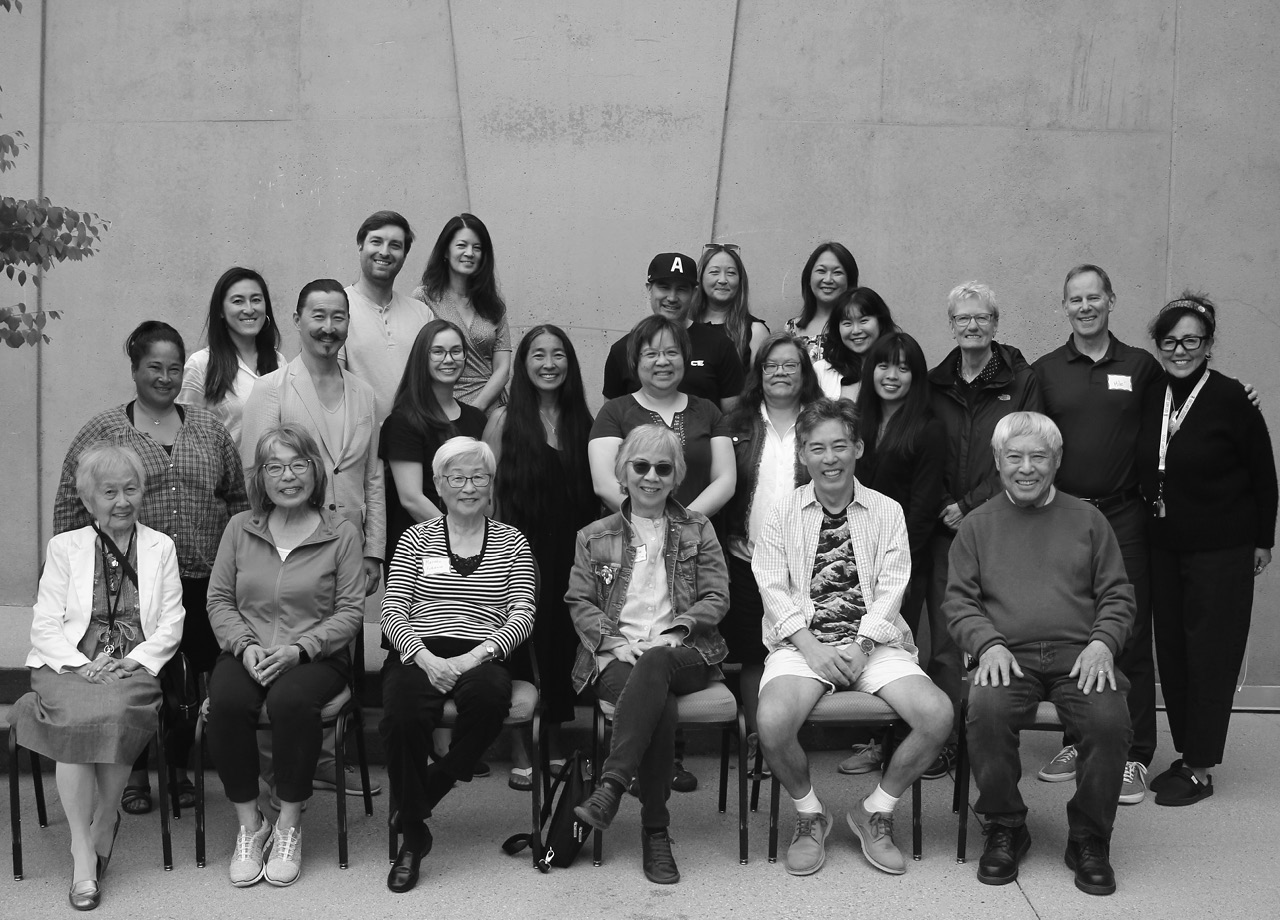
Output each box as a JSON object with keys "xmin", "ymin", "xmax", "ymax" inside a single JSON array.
[
  {"xmin": 1065, "ymin": 836, "xmax": 1116, "ymax": 895},
  {"xmin": 641, "ymin": 828, "xmax": 680, "ymax": 884},
  {"xmin": 977, "ymin": 823, "xmax": 1031, "ymax": 885},
  {"xmin": 69, "ymin": 879, "xmax": 101, "ymax": 911},
  {"xmin": 387, "ymin": 828, "xmax": 433, "ymax": 894},
  {"xmin": 574, "ymin": 779, "xmax": 623, "ymax": 831}
]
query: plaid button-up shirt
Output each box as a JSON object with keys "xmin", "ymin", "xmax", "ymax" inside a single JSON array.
[
  {"xmin": 752, "ymin": 479, "xmax": 916, "ymax": 655},
  {"xmin": 53, "ymin": 404, "xmax": 249, "ymax": 578}
]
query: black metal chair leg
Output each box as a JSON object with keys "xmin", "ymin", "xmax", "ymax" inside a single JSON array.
[
  {"xmin": 718, "ymin": 726, "xmax": 730, "ymax": 814},
  {"xmin": 30, "ymin": 749, "xmax": 48, "ymax": 828},
  {"xmin": 590, "ymin": 704, "xmax": 604, "ymax": 867},
  {"xmin": 194, "ymin": 712, "xmax": 207, "ymax": 868},
  {"xmin": 335, "ymin": 716, "xmax": 349, "ymax": 869},
  {"xmin": 354, "ymin": 708, "xmax": 373, "ymax": 817},
  {"xmin": 736, "ymin": 711, "xmax": 748, "ymax": 865},
  {"xmin": 767, "ymin": 774, "xmax": 781, "ymax": 863},
  {"xmin": 154, "ymin": 728, "xmax": 173, "ymax": 870},
  {"xmin": 912, "ymin": 778, "xmax": 922, "ymax": 859},
  {"xmin": 9, "ymin": 732, "xmax": 22, "ymax": 881},
  {"xmin": 528, "ymin": 714, "xmax": 543, "ymax": 868}
]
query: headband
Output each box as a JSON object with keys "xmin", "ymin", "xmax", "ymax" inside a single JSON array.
[{"xmin": 1161, "ymin": 299, "xmax": 1209, "ymax": 317}]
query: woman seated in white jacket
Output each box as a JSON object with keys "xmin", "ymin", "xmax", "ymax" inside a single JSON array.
[{"xmin": 9, "ymin": 442, "xmax": 185, "ymax": 911}]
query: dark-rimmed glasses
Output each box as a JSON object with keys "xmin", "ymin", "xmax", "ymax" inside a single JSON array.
[
  {"xmin": 263, "ymin": 459, "xmax": 313, "ymax": 478},
  {"xmin": 1157, "ymin": 335, "xmax": 1206, "ymax": 353}
]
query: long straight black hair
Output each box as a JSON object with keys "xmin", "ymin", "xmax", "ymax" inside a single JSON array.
[
  {"xmin": 390, "ymin": 319, "xmax": 469, "ymax": 435},
  {"xmin": 417, "ymin": 213, "xmax": 507, "ymax": 325},
  {"xmin": 202, "ymin": 267, "xmax": 281, "ymax": 404},
  {"xmin": 855, "ymin": 331, "xmax": 933, "ymax": 458},
  {"xmin": 495, "ymin": 325, "xmax": 595, "ymax": 534}
]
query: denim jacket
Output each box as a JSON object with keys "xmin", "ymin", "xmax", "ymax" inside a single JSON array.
[{"xmin": 566, "ymin": 499, "xmax": 729, "ymax": 693}]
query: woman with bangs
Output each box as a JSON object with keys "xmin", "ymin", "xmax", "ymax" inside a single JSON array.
[
  {"xmin": 691, "ymin": 244, "xmax": 770, "ymax": 369},
  {"xmin": 785, "ymin": 241, "xmax": 860, "ymax": 362},
  {"xmin": 483, "ymin": 324, "xmax": 598, "ymax": 789},
  {"xmin": 813, "ymin": 287, "xmax": 896, "ymax": 402}
]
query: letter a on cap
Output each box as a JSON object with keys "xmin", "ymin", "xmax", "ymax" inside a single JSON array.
[{"xmin": 670, "ymin": 257, "xmax": 683, "ymax": 274}]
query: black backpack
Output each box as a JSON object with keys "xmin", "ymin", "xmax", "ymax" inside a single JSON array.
[{"xmin": 502, "ymin": 750, "xmax": 591, "ymax": 872}]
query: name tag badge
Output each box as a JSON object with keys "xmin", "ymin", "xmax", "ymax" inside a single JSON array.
[
  {"xmin": 421, "ymin": 555, "xmax": 450, "ymax": 576},
  {"xmin": 1108, "ymin": 374, "xmax": 1132, "ymax": 391},
  {"xmin": 634, "ymin": 544, "xmax": 648, "ymax": 563}
]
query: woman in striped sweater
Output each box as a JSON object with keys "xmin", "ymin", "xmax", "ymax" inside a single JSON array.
[{"xmin": 378, "ymin": 437, "xmax": 536, "ymax": 893}]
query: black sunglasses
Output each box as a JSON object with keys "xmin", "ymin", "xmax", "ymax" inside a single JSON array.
[{"xmin": 630, "ymin": 460, "xmax": 675, "ymax": 477}]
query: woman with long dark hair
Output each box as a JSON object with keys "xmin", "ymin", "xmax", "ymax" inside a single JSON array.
[
  {"xmin": 692, "ymin": 244, "xmax": 770, "ymax": 369},
  {"xmin": 179, "ymin": 267, "xmax": 284, "ymax": 448},
  {"xmin": 379, "ymin": 319, "xmax": 488, "ymax": 562},
  {"xmin": 483, "ymin": 324, "xmax": 598, "ymax": 788},
  {"xmin": 412, "ymin": 214, "xmax": 511, "ymax": 413},
  {"xmin": 785, "ymin": 242, "xmax": 859, "ymax": 362},
  {"xmin": 814, "ymin": 287, "xmax": 896, "ymax": 402}
]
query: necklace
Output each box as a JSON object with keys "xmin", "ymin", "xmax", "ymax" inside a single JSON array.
[
  {"xmin": 137, "ymin": 404, "xmax": 174, "ymax": 426},
  {"xmin": 539, "ymin": 408, "xmax": 558, "ymax": 434}
]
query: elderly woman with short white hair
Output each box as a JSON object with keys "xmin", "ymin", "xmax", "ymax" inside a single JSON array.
[
  {"xmin": 10, "ymin": 442, "xmax": 185, "ymax": 910},
  {"xmin": 379, "ymin": 436, "xmax": 536, "ymax": 893},
  {"xmin": 567, "ymin": 424, "xmax": 729, "ymax": 885}
]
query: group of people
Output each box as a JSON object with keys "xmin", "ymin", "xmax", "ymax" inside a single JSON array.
[{"xmin": 10, "ymin": 209, "xmax": 1275, "ymax": 907}]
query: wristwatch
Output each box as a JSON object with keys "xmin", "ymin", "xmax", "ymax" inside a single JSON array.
[
  {"xmin": 480, "ymin": 641, "xmax": 499, "ymax": 663},
  {"xmin": 856, "ymin": 636, "xmax": 876, "ymax": 657}
]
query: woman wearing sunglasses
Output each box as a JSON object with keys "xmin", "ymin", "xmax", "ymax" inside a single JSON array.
[
  {"xmin": 567, "ymin": 424, "xmax": 729, "ymax": 885},
  {"xmin": 1136, "ymin": 292, "xmax": 1276, "ymax": 806},
  {"xmin": 692, "ymin": 244, "xmax": 770, "ymax": 369}
]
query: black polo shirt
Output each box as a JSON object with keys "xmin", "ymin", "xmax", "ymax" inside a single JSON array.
[
  {"xmin": 1032, "ymin": 333, "xmax": 1162, "ymax": 498},
  {"xmin": 602, "ymin": 321, "xmax": 745, "ymax": 404}
]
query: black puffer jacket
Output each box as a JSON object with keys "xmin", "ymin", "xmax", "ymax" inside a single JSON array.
[{"xmin": 927, "ymin": 342, "xmax": 1044, "ymax": 516}]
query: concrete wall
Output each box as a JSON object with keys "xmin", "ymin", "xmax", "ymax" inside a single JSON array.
[{"xmin": 2, "ymin": 1, "xmax": 1278, "ymax": 696}]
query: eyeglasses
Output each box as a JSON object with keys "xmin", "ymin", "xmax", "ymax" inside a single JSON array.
[
  {"xmin": 762, "ymin": 361, "xmax": 800, "ymax": 375},
  {"xmin": 629, "ymin": 460, "xmax": 674, "ymax": 477},
  {"xmin": 1157, "ymin": 335, "xmax": 1206, "ymax": 353},
  {"xmin": 951, "ymin": 313, "xmax": 994, "ymax": 328},
  {"xmin": 703, "ymin": 243, "xmax": 741, "ymax": 255},
  {"xmin": 429, "ymin": 346, "xmax": 465, "ymax": 360},
  {"xmin": 444, "ymin": 473, "xmax": 492, "ymax": 488},
  {"xmin": 263, "ymin": 460, "xmax": 313, "ymax": 478}
]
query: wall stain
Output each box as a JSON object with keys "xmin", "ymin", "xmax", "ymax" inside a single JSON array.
[{"xmin": 478, "ymin": 102, "xmax": 695, "ymax": 144}]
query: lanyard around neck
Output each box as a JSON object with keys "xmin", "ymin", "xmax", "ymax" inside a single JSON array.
[{"xmin": 1157, "ymin": 371, "xmax": 1209, "ymax": 474}]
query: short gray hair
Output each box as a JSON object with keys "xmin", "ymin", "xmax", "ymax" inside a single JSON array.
[
  {"xmin": 75, "ymin": 442, "xmax": 146, "ymax": 506},
  {"xmin": 947, "ymin": 281, "xmax": 999, "ymax": 321},
  {"xmin": 991, "ymin": 412, "xmax": 1062, "ymax": 458},
  {"xmin": 431, "ymin": 436, "xmax": 496, "ymax": 481},
  {"xmin": 615, "ymin": 424, "xmax": 687, "ymax": 493}
]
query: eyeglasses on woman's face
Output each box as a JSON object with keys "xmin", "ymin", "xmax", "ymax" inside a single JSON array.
[
  {"xmin": 1157, "ymin": 335, "xmax": 1206, "ymax": 353},
  {"xmin": 762, "ymin": 361, "xmax": 800, "ymax": 376},
  {"xmin": 444, "ymin": 473, "xmax": 492, "ymax": 489},
  {"xmin": 263, "ymin": 459, "xmax": 313, "ymax": 478},
  {"xmin": 950, "ymin": 313, "xmax": 994, "ymax": 328}
]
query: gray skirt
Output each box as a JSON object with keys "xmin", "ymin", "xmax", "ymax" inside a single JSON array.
[{"xmin": 9, "ymin": 666, "xmax": 162, "ymax": 765}]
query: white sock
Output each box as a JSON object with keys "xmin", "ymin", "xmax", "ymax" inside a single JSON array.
[
  {"xmin": 863, "ymin": 784, "xmax": 899, "ymax": 816},
  {"xmin": 792, "ymin": 787, "xmax": 823, "ymax": 815}
]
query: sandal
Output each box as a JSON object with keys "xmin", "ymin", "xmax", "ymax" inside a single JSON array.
[
  {"xmin": 175, "ymin": 778, "xmax": 197, "ymax": 809},
  {"xmin": 121, "ymin": 783, "xmax": 153, "ymax": 815},
  {"xmin": 1154, "ymin": 765, "xmax": 1213, "ymax": 806},
  {"xmin": 508, "ymin": 767, "xmax": 533, "ymax": 791}
]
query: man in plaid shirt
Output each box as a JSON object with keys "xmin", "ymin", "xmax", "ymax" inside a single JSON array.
[{"xmin": 753, "ymin": 398, "xmax": 952, "ymax": 878}]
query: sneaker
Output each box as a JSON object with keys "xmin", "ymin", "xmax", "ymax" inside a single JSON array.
[
  {"xmin": 1038, "ymin": 745, "xmax": 1078, "ymax": 782},
  {"xmin": 977, "ymin": 823, "xmax": 1031, "ymax": 885},
  {"xmin": 574, "ymin": 780, "xmax": 624, "ymax": 831},
  {"xmin": 671, "ymin": 760, "xmax": 697, "ymax": 793},
  {"xmin": 263, "ymin": 823, "xmax": 302, "ymax": 887},
  {"xmin": 921, "ymin": 743, "xmax": 956, "ymax": 780},
  {"xmin": 1065, "ymin": 835, "xmax": 1116, "ymax": 895},
  {"xmin": 1118, "ymin": 761, "xmax": 1148, "ymax": 805},
  {"xmin": 641, "ymin": 828, "xmax": 680, "ymax": 884},
  {"xmin": 314, "ymin": 763, "xmax": 382, "ymax": 796},
  {"xmin": 837, "ymin": 741, "xmax": 883, "ymax": 775},
  {"xmin": 846, "ymin": 800, "xmax": 906, "ymax": 875},
  {"xmin": 229, "ymin": 815, "xmax": 273, "ymax": 887},
  {"xmin": 783, "ymin": 809, "xmax": 832, "ymax": 876}
]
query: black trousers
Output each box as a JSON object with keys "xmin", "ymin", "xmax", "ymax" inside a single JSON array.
[
  {"xmin": 1150, "ymin": 543, "xmax": 1255, "ymax": 768},
  {"xmin": 379, "ymin": 639, "xmax": 511, "ymax": 825},
  {"xmin": 206, "ymin": 651, "xmax": 348, "ymax": 803}
]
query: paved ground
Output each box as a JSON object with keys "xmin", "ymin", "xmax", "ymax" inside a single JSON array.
[{"xmin": 4, "ymin": 712, "xmax": 1279, "ymax": 919}]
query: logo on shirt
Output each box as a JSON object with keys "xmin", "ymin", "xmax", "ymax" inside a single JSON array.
[
  {"xmin": 1107, "ymin": 374, "xmax": 1132, "ymax": 391},
  {"xmin": 690, "ymin": 360, "xmax": 706, "ymax": 367},
  {"xmin": 997, "ymin": 394, "xmax": 1011, "ymax": 401}
]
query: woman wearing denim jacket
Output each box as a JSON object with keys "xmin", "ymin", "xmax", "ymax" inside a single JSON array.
[{"xmin": 567, "ymin": 424, "xmax": 729, "ymax": 885}]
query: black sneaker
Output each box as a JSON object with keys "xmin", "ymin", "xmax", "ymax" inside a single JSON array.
[
  {"xmin": 574, "ymin": 780, "xmax": 624, "ymax": 831},
  {"xmin": 641, "ymin": 828, "xmax": 680, "ymax": 884},
  {"xmin": 671, "ymin": 761, "xmax": 698, "ymax": 793},
  {"xmin": 921, "ymin": 743, "xmax": 956, "ymax": 780},
  {"xmin": 1065, "ymin": 836, "xmax": 1116, "ymax": 895},
  {"xmin": 977, "ymin": 823, "xmax": 1031, "ymax": 885}
]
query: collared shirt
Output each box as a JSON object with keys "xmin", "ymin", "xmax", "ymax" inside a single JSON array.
[
  {"xmin": 53, "ymin": 404, "xmax": 249, "ymax": 578},
  {"xmin": 752, "ymin": 480, "xmax": 915, "ymax": 655},
  {"xmin": 339, "ymin": 286, "xmax": 435, "ymax": 427},
  {"xmin": 1033, "ymin": 334, "xmax": 1162, "ymax": 498},
  {"xmin": 740, "ymin": 403, "xmax": 798, "ymax": 559},
  {"xmin": 177, "ymin": 347, "xmax": 286, "ymax": 449}
]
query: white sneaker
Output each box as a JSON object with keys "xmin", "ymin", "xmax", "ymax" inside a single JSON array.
[
  {"xmin": 264, "ymin": 823, "xmax": 302, "ymax": 887},
  {"xmin": 229, "ymin": 815, "xmax": 272, "ymax": 887},
  {"xmin": 1118, "ymin": 761, "xmax": 1148, "ymax": 805}
]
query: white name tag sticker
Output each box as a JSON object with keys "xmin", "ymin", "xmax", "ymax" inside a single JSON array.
[
  {"xmin": 1108, "ymin": 375, "xmax": 1132, "ymax": 391},
  {"xmin": 634, "ymin": 544, "xmax": 648, "ymax": 563},
  {"xmin": 421, "ymin": 556, "xmax": 450, "ymax": 576}
]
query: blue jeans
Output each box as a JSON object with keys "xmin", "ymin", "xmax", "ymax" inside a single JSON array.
[
  {"xmin": 967, "ymin": 642, "xmax": 1132, "ymax": 841},
  {"xmin": 596, "ymin": 645, "xmax": 709, "ymax": 828}
]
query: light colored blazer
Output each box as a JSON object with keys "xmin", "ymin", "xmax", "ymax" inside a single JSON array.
[
  {"xmin": 240, "ymin": 354, "xmax": 387, "ymax": 560},
  {"xmin": 27, "ymin": 524, "xmax": 186, "ymax": 677}
]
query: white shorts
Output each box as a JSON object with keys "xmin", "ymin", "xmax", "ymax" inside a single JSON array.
[{"xmin": 759, "ymin": 644, "xmax": 925, "ymax": 696}]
